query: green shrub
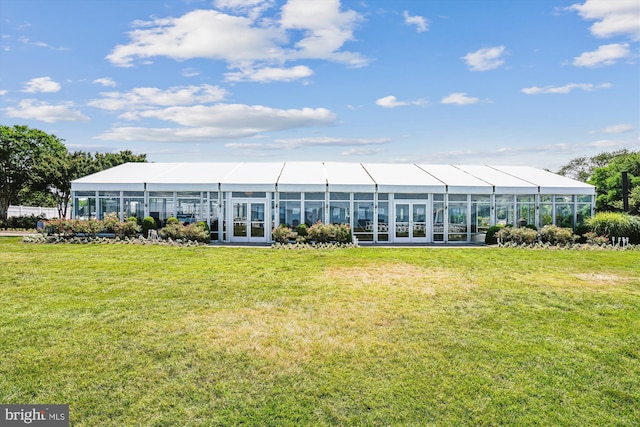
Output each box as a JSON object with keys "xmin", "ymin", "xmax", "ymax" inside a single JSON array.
[
  {"xmin": 142, "ymin": 216, "xmax": 157, "ymax": 237},
  {"xmin": 272, "ymin": 225, "xmax": 293, "ymax": 243},
  {"xmin": 166, "ymin": 217, "xmax": 180, "ymax": 225},
  {"xmin": 496, "ymin": 227, "xmax": 538, "ymax": 244},
  {"xmin": 586, "ymin": 212, "xmax": 640, "ymax": 243},
  {"xmin": 2, "ymin": 215, "xmax": 45, "ymax": 230},
  {"xmin": 159, "ymin": 223, "xmax": 184, "ymax": 240},
  {"xmin": 583, "ymin": 232, "xmax": 609, "ymax": 246},
  {"xmin": 539, "ymin": 225, "xmax": 577, "ymax": 245},
  {"xmin": 296, "ymin": 223, "xmax": 308, "ymax": 237},
  {"xmin": 184, "ymin": 223, "xmax": 210, "ymax": 243},
  {"xmin": 102, "ymin": 212, "xmax": 120, "ymax": 233},
  {"xmin": 114, "ymin": 218, "xmax": 141, "ymax": 238},
  {"xmin": 196, "ymin": 221, "xmax": 210, "ymax": 232},
  {"xmin": 485, "ymin": 225, "xmax": 504, "ymax": 245},
  {"xmin": 307, "ymin": 222, "xmax": 352, "ymax": 244}
]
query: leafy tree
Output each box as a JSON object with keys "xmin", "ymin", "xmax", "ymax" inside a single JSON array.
[
  {"xmin": 557, "ymin": 150, "xmax": 629, "ymax": 182},
  {"xmin": 558, "ymin": 149, "xmax": 640, "ymax": 214},
  {"xmin": 0, "ymin": 125, "xmax": 67, "ymax": 220},
  {"xmin": 588, "ymin": 150, "xmax": 640, "ymax": 213}
]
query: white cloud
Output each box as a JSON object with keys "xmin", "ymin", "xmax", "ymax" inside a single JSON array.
[
  {"xmin": 375, "ymin": 95, "xmax": 427, "ymax": 108},
  {"xmin": 403, "ymin": 11, "xmax": 428, "ymax": 32},
  {"xmin": 18, "ymin": 36, "xmax": 68, "ymax": 50},
  {"xmin": 573, "ymin": 43, "xmax": 631, "ymax": 67},
  {"xmin": 224, "ymin": 65, "xmax": 313, "ymax": 82},
  {"xmin": 462, "ymin": 46, "xmax": 506, "ymax": 71},
  {"xmin": 521, "ymin": 82, "xmax": 611, "ymax": 94},
  {"xmin": 341, "ymin": 148, "xmax": 384, "ymax": 156},
  {"xmin": 0, "ymin": 90, "xmax": 7, "ymax": 96},
  {"xmin": 280, "ymin": 0, "xmax": 368, "ymax": 67},
  {"xmin": 107, "ymin": 2, "xmax": 369, "ymax": 72},
  {"xmin": 226, "ymin": 136, "xmax": 389, "ymax": 151},
  {"xmin": 22, "ymin": 77, "xmax": 61, "ymax": 93},
  {"xmin": 591, "ymin": 124, "xmax": 634, "ymax": 134},
  {"xmin": 182, "ymin": 68, "xmax": 200, "ymax": 77},
  {"xmin": 214, "ymin": 0, "xmax": 275, "ymax": 19},
  {"xmin": 440, "ymin": 92, "xmax": 480, "ymax": 105},
  {"xmin": 93, "ymin": 77, "xmax": 117, "ymax": 87},
  {"xmin": 95, "ymin": 104, "xmax": 336, "ymax": 141},
  {"xmin": 88, "ymin": 84, "xmax": 228, "ymax": 110},
  {"xmin": 106, "ymin": 10, "xmax": 287, "ymax": 67},
  {"xmin": 569, "ymin": 0, "xmax": 640, "ymax": 40},
  {"xmin": 5, "ymin": 99, "xmax": 90, "ymax": 123}
]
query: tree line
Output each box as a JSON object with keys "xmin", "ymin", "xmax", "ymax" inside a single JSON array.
[{"xmin": 1, "ymin": 124, "xmax": 146, "ymax": 220}]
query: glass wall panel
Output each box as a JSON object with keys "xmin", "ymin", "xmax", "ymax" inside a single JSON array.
[
  {"xmin": 330, "ymin": 202, "xmax": 350, "ymax": 225},
  {"xmin": 74, "ymin": 193, "xmax": 96, "ymax": 220},
  {"xmin": 395, "ymin": 193, "xmax": 429, "ymax": 199},
  {"xmin": 123, "ymin": 192, "xmax": 144, "ymax": 221},
  {"xmin": 471, "ymin": 195, "xmax": 491, "ymax": 234},
  {"xmin": 377, "ymin": 202, "xmax": 389, "ymax": 241},
  {"xmin": 99, "ymin": 191, "xmax": 120, "ymax": 220},
  {"xmin": 232, "ymin": 192, "xmax": 266, "ymax": 198},
  {"xmin": 495, "ymin": 195, "xmax": 515, "ymax": 226},
  {"xmin": 577, "ymin": 203, "xmax": 591, "ymax": 228},
  {"xmin": 304, "ymin": 201, "xmax": 324, "ymax": 226},
  {"xmin": 279, "ymin": 201, "xmax": 301, "ymax": 228},
  {"xmin": 433, "ymin": 195, "xmax": 444, "ymax": 242},
  {"xmin": 210, "ymin": 199, "xmax": 221, "ymax": 240},
  {"xmin": 305, "ymin": 192, "xmax": 325, "ymax": 200},
  {"xmin": 539, "ymin": 195, "xmax": 553, "ymax": 226},
  {"xmin": 555, "ymin": 198, "xmax": 575, "ymax": 228},
  {"xmin": 148, "ymin": 192, "xmax": 175, "ymax": 225},
  {"xmin": 354, "ymin": 201, "xmax": 374, "ymax": 241},
  {"xmin": 177, "ymin": 192, "xmax": 201, "ymax": 224},
  {"xmin": 330, "ymin": 192, "xmax": 350, "ymax": 201},
  {"xmin": 516, "ymin": 195, "xmax": 536, "ymax": 227},
  {"xmin": 354, "ymin": 193, "xmax": 374, "ymax": 200},
  {"xmin": 448, "ymin": 195, "xmax": 468, "ymax": 242}
]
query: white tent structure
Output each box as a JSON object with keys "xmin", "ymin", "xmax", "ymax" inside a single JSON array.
[{"xmin": 71, "ymin": 162, "xmax": 595, "ymax": 244}]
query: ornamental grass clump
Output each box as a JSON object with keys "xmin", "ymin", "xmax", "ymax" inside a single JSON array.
[{"xmin": 586, "ymin": 212, "xmax": 640, "ymax": 244}]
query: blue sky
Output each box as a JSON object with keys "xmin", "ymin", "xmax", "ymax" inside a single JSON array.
[{"xmin": 1, "ymin": 0, "xmax": 638, "ymax": 170}]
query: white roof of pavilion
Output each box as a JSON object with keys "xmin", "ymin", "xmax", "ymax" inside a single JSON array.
[
  {"xmin": 491, "ymin": 165, "xmax": 595, "ymax": 195},
  {"xmin": 417, "ymin": 164, "xmax": 493, "ymax": 194},
  {"xmin": 361, "ymin": 163, "xmax": 446, "ymax": 193},
  {"xmin": 71, "ymin": 162, "xmax": 594, "ymax": 195},
  {"xmin": 219, "ymin": 162, "xmax": 283, "ymax": 192},
  {"xmin": 277, "ymin": 162, "xmax": 327, "ymax": 192},
  {"xmin": 325, "ymin": 162, "xmax": 376, "ymax": 192},
  {"xmin": 454, "ymin": 165, "xmax": 538, "ymax": 194}
]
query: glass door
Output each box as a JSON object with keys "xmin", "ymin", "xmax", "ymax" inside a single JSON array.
[
  {"xmin": 394, "ymin": 202, "xmax": 429, "ymax": 242},
  {"xmin": 233, "ymin": 202, "xmax": 248, "ymax": 239},
  {"xmin": 250, "ymin": 203, "xmax": 265, "ymax": 238},
  {"xmin": 232, "ymin": 200, "xmax": 267, "ymax": 242},
  {"xmin": 395, "ymin": 204, "xmax": 410, "ymax": 239}
]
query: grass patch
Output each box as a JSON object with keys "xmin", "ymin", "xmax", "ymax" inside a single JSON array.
[{"xmin": 1, "ymin": 237, "xmax": 639, "ymax": 425}]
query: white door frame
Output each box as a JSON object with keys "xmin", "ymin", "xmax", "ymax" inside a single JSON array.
[
  {"xmin": 230, "ymin": 198, "xmax": 269, "ymax": 243},
  {"xmin": 392, "ymin": 200, "xmax": 430, "ymax": 243}
]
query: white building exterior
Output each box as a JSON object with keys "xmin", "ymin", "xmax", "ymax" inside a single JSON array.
[{"xmin": 71, "ymin": 162, "xmax": 595, "ymax": 244}]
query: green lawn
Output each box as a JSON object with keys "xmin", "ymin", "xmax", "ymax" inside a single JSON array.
[{"xmin": 1, "ymin": 237, "xmax": 639, "ymax": 426}]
